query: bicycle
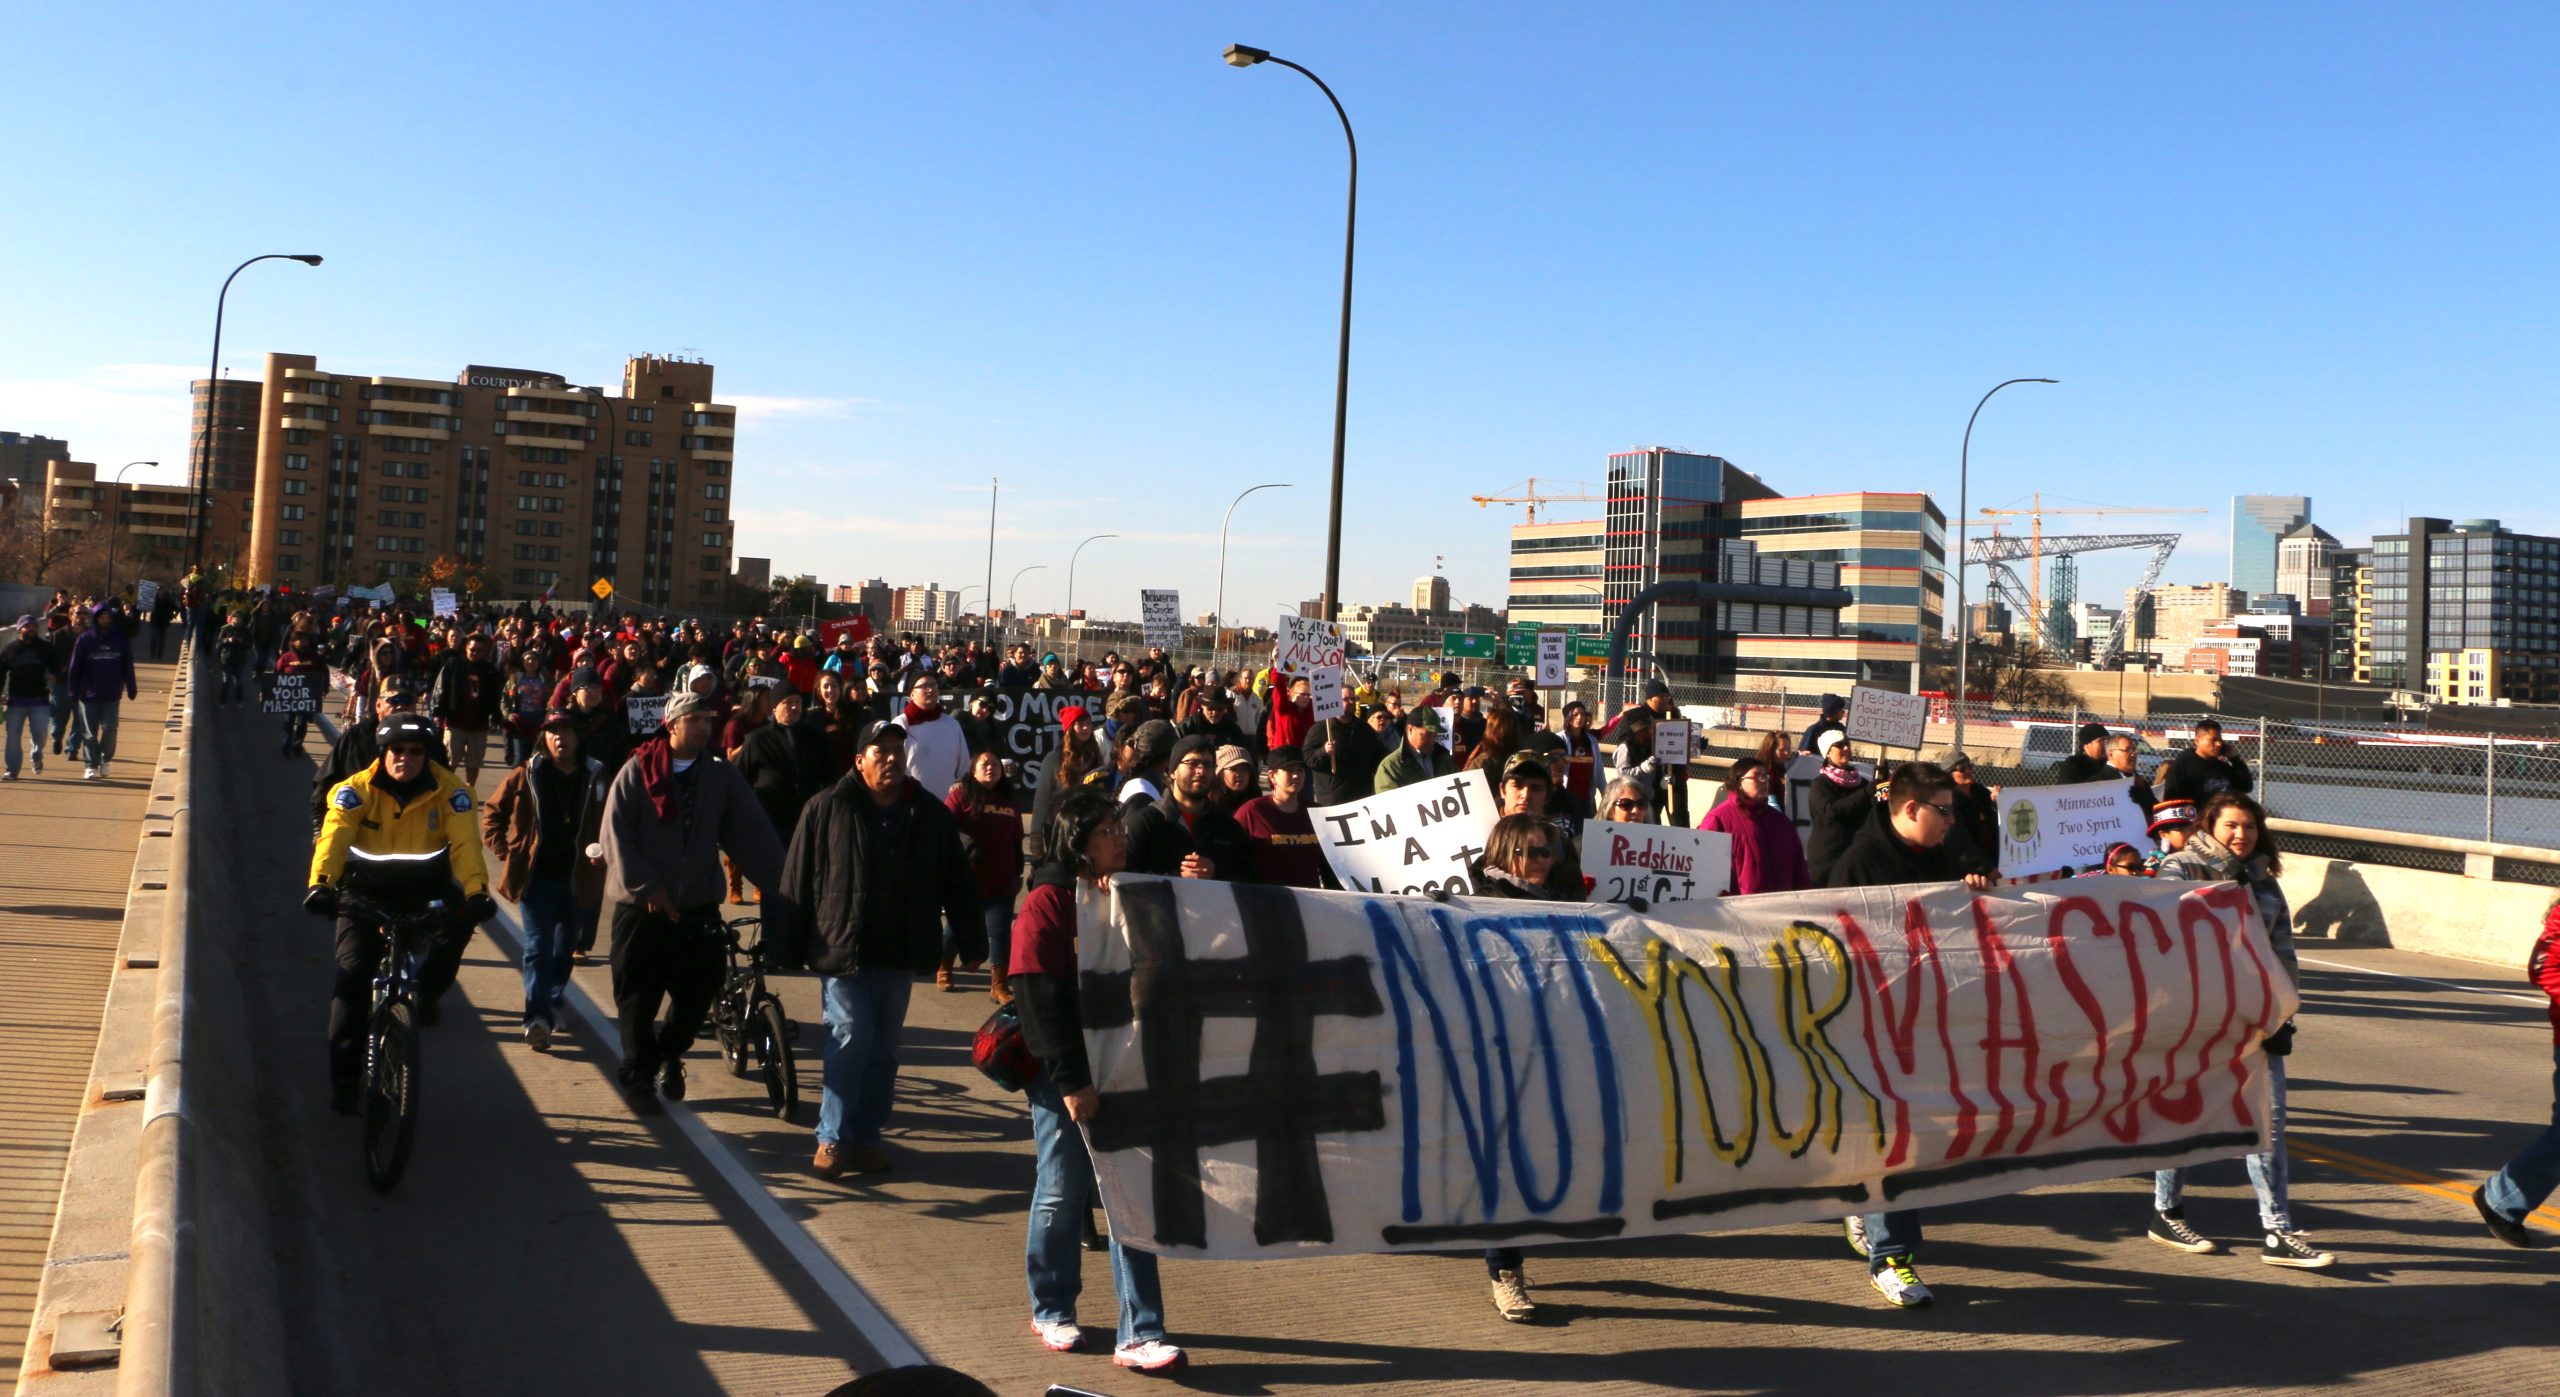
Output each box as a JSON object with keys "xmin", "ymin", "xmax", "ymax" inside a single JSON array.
[
  {"xmin": 335, "ymin": 886, "xmax": 467, "ymax": 1192},
  {"xmin": 706, "ymin": 916, "xmax": 799, "ymax": 1122}
]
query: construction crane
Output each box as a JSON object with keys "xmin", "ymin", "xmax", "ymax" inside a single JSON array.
[
  {"xmin": 1968, "ymin": 495, "xmax": 2206, "ymax": 652},
  {"xmin": 1965, "ymin": 531, "xmax": 2184, "ymax": 666},
  {"xmin": 1472, "ymin": 478, "xmax": 1605, "ymax": 524}
]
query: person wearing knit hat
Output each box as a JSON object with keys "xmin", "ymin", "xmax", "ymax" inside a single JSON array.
[
  {"xmin": 1801, "ymin": 695, "xmax": 1849, "ymax": 764},
  {"xmin": 1115, "ymin": 719, "xmax": 1179, "ymax": 809},
  {"xmin": 2055, "ymin": 722, "xmax": 2115, "ymax": 784},
  {"xmin": 1124, "ymin": 727, "xmax": 1252, "ymax": 880}
]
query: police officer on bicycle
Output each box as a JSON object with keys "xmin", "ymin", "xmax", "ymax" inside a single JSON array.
[{"xmin": 305, "ymin": 713, "xmax": 498, "ymax": 1113}]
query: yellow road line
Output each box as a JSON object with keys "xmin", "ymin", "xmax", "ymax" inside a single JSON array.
[{"xmin": 2291, "ymin": 1135, "xmax": 2560, "ymax": 1229}]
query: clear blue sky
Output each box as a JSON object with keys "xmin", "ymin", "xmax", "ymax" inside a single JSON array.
[{"xmin": 4, "ymin": 2, "xmax": 2552, "ymax": 625}]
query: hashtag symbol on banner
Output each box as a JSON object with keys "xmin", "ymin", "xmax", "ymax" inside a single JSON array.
[{"xmin": 1082, "ymin": 879, "xmax": 1387, "ymax": 1248}]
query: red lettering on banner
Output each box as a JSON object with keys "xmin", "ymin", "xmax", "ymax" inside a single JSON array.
[
  {"xmin": 1836, "ymin": 899, "xmax": 1977, "ymax": 1167},
  {"xmin": 1970, "ymin": 897, "xmax": 2052, "ymax": 1156},
  {"xmin": 2102, "ymin": 897, "xmax": 2175, "ymax": 1139},
  {"xmin": 2156, "ymin": 891, "xmax": 2257, "ymax": 1130},
  {"xmin": 2043, "ymin": 896, "xmax": 2138, "ymax": 1144},
  {"xmin": 2201, "ymin": 882, "xmax": 2282, "ymax": 1127}
]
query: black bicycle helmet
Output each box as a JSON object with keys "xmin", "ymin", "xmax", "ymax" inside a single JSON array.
[{"xmin": 375, "ymin": 713, "xmax": 439, "ymax": 749}]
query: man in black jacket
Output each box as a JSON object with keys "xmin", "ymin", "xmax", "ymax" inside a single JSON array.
[
  {"xmin": 1824, "ymin": 761, "xmax": 1995, "ymax": 1313},
  {"xmin": 1303, "ymin": 702, "xmax": 1388, "ymax": 807},
  {"xmin": 1175, "ymin": 687, "xmax": 1249, "ymax": 752},
  {"xmin": 2157, "ymin": 718, "xmax": 2254, "ymax": 806},
  {"xmin": 2052, "ymin": 722, "xmax": 2115, "ymax": 785},
  {"xmin": 769, "ymin": 720, "xmax": 977, "ymax": 1178},
  {"xmin": 1123, "ymin": 734, "xmax": 1254, "ymax": 881}
]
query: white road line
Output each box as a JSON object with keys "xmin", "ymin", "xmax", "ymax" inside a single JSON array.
[
  {"xmin": 485, "ymin": 902, "xmax": 930, "ymax": 1369},
  {"xmin": 2298, "ymin": 954, "xmax": 2547, "ymax": 1006},
  {"xmin": 313, "ymin": 716, "xmax": 925, "ymax": 1367}
]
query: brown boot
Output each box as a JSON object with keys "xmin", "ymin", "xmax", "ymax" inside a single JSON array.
[
  {"xmin": 988, "ymin": 968, "xmax": 1013, "ymax": 1005},
  {"xmin": 935, "ymin": 956, "xmax": 956, "ymax": 993}
]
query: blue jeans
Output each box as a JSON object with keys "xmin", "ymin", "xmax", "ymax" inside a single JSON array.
[
  {"xmin": 817, "ymin": 968, "xmax": 913, "ymax": 1148},
  {"xmin": 219, "ymin": 653, "xmax": 250, "ymax": 701},
  {"xmin": 4, "ymin": 704, "xmax": 50, "ymax": 776},
  {"xmin": 983, "ymin": 897, "xmax": 1013, "ymax": 979},
  {"xmin": 2483, "ymin": 1047, "xmax": 2560, "ymax": 1224},
  {"xmin": 49, "ymin": 688, "xmax": 78, "ymax": 753},
  {"xmin": 1026, "ymin": 1075, "xmax": 1166, "ymax": 1349},
  {"xmin": 76, "ymin": 699, "xmax": 120, "ymax": 768},
  {"xmin": 2156, "ymin": 1054, "xmax": 2292, "ymax": 1231},
  {"xmin": 1863, "ymin": 1208, "xmax": 1923, "ymax": 1265},
  {"xmin": 517, "ymin": 875, "xmax": 582, "ymax": 1027}
]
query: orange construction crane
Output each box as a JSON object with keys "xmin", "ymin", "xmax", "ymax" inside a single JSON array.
[
  {"xmin": 1969, "ymin": 494, "xmax": 2207, "ymax": 637},
  {"xmin": 1471, "ymin": 477, "xmax": 1605, "ymax": 524}
]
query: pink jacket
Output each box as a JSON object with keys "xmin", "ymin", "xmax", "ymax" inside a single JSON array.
[{"xmin": 1700, "ymin": 793, "xmax": 1811, "ymax": 896}]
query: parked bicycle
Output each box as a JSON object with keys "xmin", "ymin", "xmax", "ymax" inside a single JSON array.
[
  {"xmin": 706, "ymin": 916, "xmax": 799, "ymax": 1122},
  {"xmin": 335, "ymin": 881, "xmax": 470, "ymax": 1192}
]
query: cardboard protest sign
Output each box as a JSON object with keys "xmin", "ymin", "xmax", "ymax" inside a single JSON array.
[
  {"xmin": 136, "ymin": 580, "xmax": 159, "ymax": 615},
  {"xmin": 966, "ymin": 688, "xmax": 1109, "ymax": 771},
  {"xmin": 818, "ymin": 616, "xmax": 872, "ymax": 649},
  {"xmin": 1848, "ymin": 686, "xmax": 1928, "ymax": 751},
  {"xmin": 1309, "ymin": 770, "xmax": 1497, "ymax": 898},
  {"xmin": 262, "ymin": 673, "xmax": 321, "ymax": 716},
  {"xmin": 1582, "ymin": 819, "xmax": 1730, "ymax": 905},
  {"xmin": 1311, "ymin": 664, "xmax": 1345, "ymax": 724},
  {"xmin": 1653, "ymin": 720, "xmax": 1694, "ymax": 767},
  {"xmin": 1535, "ymin": 631, "xmax": 1569, "ymax": 688},
  {"xmin": 1275, "ymin": 615, "xmax": 1345, "ymax": 680},
  {"xmin": 430, "ymin": 587, "xmax": 457, "ymax": 618},
  {"xmin": 1076, "ymin": 875, "xmax": 2294, "ymax": 1259},
  {"xmin": 1141, "ymin": 590, "xmax": 1182, "ymax": 651},
  {"xmin": 626, "ymin": 693, "xmax": 666, "ymax": 735},
  {"xmin": 1997, "ymin": 779, "xmax": 2151, "ymax": 880}
]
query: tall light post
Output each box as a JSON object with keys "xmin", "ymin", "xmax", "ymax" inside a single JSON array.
[
  {"xmin": 1223, "ymin": 44, "xmax": 1356, "ymax": 623},
  {"xmin": 1065, "ymin": 533, "xmax": 1117, "ymax": 657},
  {"xmin": 980, "ymin": 477, "xmax": 998, "ymax": 655},
  {"xmin": 191, "ymin": 254, "xmax": 323, "ymax": 578},
  {"xmin": 1952, "ymin": 377, "xmax": 2056, "ymax": 758},
  {"xmin": 1213, "ymin": 481, "xmax": 1292, "ymax": 671},
  {"xmin": 1007, "ymin": 564, "xmax": 1047, "ymax": 647},
  {"xmin": 104, "ymin": 461, "xmax": 159, "ymax": 603}
]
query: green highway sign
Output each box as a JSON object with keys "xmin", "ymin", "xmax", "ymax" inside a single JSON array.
[
  {"xmin": 1505, "ymin": 623, "xmax": 1593, "ymax": 666},
  {"xmin": 1441, "ymin": 632, "xmax": 1498, "ymax": 660}
]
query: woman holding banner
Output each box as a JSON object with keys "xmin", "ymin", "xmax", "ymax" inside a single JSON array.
[
  {"xmin": 2148, "ymin": 792, "xmax": 2334, "ymax": 1268},
  {"xmin": 1009, "ymin": 792, "xmax": 1187, "ymax": 1375}
]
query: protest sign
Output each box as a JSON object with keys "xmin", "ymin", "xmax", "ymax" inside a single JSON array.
[
  {"xmin": 1076, "ymin": 874, "xmax": 2293, "ymax": 1259},
  {"xmin": 969, "ymin": 687, "xmax": 1109, "ymax": 772},
  {"xmin": 746, "ymin": 674, "xmax": 782, "ymax": 691},
  {"xmin": 1309, "ymin": 770, "xmax": 1498, "ymax": 898},
  {"xmin": 1848, "ymin": 686, "xmax": 1928, "ymax": 751},
  {"xmin": 626, "ymin": 693, "xmax": 666, "ymax": 735},
  {"xmin": 430, "ymin": 587, "xmax": 457, "ymax": 618},
  {"xmin": 1311, "ymin": 664, "xmax": 1345, "ymax": 724},
  {"xmin": 1582, "ymin": 819, "xmax": 1729, "ymax": 905},
  {"xmin": 1652, "ymin": 720, "xmax": 1694, "ymax": 767},
  {"xmin": 351, "ymin": 583, "xmax": 395, "ymax": 604},
  {"xmin": 262, "ymin": 673, "xmax": 320, "ymax": 716},
  {"xmin": 1275, "ymin": 615, "xmax": 1345, "ymax": 680},
  {"xmin": 1535, "ymin": 631, "xmax": 1569, "ymax": 687},
  {"xmin": 1996, "ymin": 779, "xmax": 2150, "ymax": 879},
  {"xmin": 1141, "ymin": 590, "xmax": 1182, "ymax": 651},
  {"xmin": 135, "ymin": 580, "xmax": 159, "ymax": 615},
  {"xmin": 818, "ymin": 616, "xmax": 872, "ymax": 649}
]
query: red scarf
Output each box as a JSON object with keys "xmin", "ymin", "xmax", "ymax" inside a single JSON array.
[
  {"xmin": 902, "ymin": 698, "xmax": 942, "ymax": 725},
  {"xmin": 632, "ymin": 735, "xmax": 677, "ymax": 823}
]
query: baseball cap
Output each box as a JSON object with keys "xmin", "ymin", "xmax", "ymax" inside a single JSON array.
[
  {"xmin": 1216, "ymin": 744, "xmax": 1253, "ymax": 773},
  {"xmin": 1499, "ymin": 750, "xmax": 1552, "ymax": 786},
  {"xmin": 1265, "ymin": 748, "xmax": 1307, "ymax": 774},
  {"xmin": 540, "ymin": 706, "xmax": 578, "ymax": 731},
  {"xmin": 855, "ymin": 719, "xmax": 908, "ymax": 752},
  {"xmin": 2147, "ymin": 800, "xmax": 2199, "ymax": 835},
  {"xmin": 1403, "ymin": 706, "xmax": 1444, "ymax": 732}
]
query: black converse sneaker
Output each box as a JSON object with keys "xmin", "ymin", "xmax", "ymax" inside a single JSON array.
[
  {"xmin": 2261, "ymin": 1231, "xmax": 2335, "ymax": 1269},
  {"xmin": 2147, "ymin": 1209, "xmax": 2216, "ymax": 1254}
]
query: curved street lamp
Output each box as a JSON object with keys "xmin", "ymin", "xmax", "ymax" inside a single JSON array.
[
  {"xmin": 1065, "ymin": 533, "xmax": 1117, "ymax": 655},
  {"xmin": 1213, "ymin": 481, "xmax": 1292, "ymax": 670},
  {"xmin": 1952, "ymin": 377, "xmax": 2057, "ymax": 757},
  {"xmin": 1006, "ymin": 564, "xmax": 1047, "ymax": 619},
  {"xmin": 191, "ymin": 254, "xmax": 323, "ymax": 579},
  {"xmin": 1224, "ymin": 44, "xmax": 1356, "ymax": 623}
]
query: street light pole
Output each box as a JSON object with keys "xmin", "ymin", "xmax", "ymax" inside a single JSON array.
[
  {"xmin": 1007, "ymin": 564, "xmax": 1047, "ymax": 647},
  {"xmin": 1214, "ymin": 481, "xmax": 1292, "ymax": 672},
  {"xmin": 1224, "ymin": 44, "xmax": 1356, "ymax": 623},
  {"xmin": 1065, "ymin": 533, "xmax": 1117, "ymax": 658},
  {"xmin": 104, "ymin": 461, "xmax": 159, "ymax": 603},
  {"xmin": 980, "ymin": 477, "xmax": 998, "ymax": 656},
  {"xmin": 1952, "ymin": 377, "xmax": 2057, "ymax": 759},
  {"xmin": 191, "ymin": 253, "xmax": 323, "ymax": 580}
]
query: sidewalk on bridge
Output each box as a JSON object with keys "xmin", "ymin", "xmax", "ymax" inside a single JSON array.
[{"xmin": 0, "ymin": 656, "xmax": 173, "ymax": 1389}]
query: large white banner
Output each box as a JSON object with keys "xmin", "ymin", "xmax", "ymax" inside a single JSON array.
[
  {"xmin": 1141, "ymin": 590, "xmax": 1181, "ymax": 651},
  {"xmin": 1075, "ymin": 876, "xmax": 2293, "ymax": 1259},
  {"xmin": 1581, "ymin": 819, "xmax": 1730, "ymax": 906},
  {"xmin": 1311, "ymin": 770, "xmax": 1497, "ymax": 898},
  {"xmin": 1997, "ymin": 779, "xmax": 2150, "ymax": 879}
]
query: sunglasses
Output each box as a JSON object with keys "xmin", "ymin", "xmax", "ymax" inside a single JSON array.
[
  {"xmin": 1522, "ymin": 846, "xmax": 1555, "ymax": 860},
  {"xmin": 1610, "ymin": 798, "xmax": 1643, "ymax": 811}
]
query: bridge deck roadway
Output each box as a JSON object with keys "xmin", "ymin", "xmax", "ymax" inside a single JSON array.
[
  {"xmin": 206, "ymin": 698, "xmax": 2560, "ymax": 1397},
  {"xmin": 0, "ymin": 654, "xmax": 172, "ymax": 1389}
]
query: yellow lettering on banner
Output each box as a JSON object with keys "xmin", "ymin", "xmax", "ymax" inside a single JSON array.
[
  {"xmin": 1589, "ymin": 936, "xmax": 1686, "ymax": 1186},
  {"xmin": 1766, "ymin": 922, "xmax": 1885, "ymax": 1158},
  {"xmin": 1588, "ymin": 936, "xmax": 1761, "ymax": 1184},
  {"xmin": 1670, "ymin": 946, "xmax": 1765, "ymax": 1169}
]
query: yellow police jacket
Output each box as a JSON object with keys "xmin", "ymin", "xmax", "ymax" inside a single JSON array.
[{"xmin": 309, "ymin": 761, "xmax": 493, "ymax": 898}]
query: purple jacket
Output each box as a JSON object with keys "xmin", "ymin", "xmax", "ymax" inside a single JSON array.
[
  {"xmin": 1700, "ymin": 792, "xmax": 1812, "ymax": 896},
  {"xmin": 67, "ymin": 627, "xmax": 138, "ymax": 704}
]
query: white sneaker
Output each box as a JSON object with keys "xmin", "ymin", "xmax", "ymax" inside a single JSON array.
[
  {"xmin": 1, "ymin": 771, "xmax": 15, "ymax": 782},
  {"xmin": 83, "ymin": 766, "xmax": 100, "ymax": 781},
  {"xmin": 1031, "ymin": 1318, "xmax": 1085, "ymax": 1353},
  {"xmin": 524, "ymin": 1019, "xmax": 553, "ymax": 1052},
  {"xmin": 1844, "ymin": 1214, "xmax": 1870, "ymax": 1258},
  {"xmin": 1869, "ymin": 1256, "xmax": 1933, "ymax": 1308},
  {"xmin": 1489, "ymin": 1267, "xmax": 1537, "ymax": 1322},
  {"xmin": 1112, "ymin": 1339, "xmax": 1188, "ymax": 1374}
]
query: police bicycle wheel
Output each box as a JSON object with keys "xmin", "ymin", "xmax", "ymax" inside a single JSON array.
[
  {"xmin": 751, "ymin": 997, "xmax": 798, "ymax": 1123},
  {"xmin": 362, "ymin": 998, "xmax": 422, "ymax": 1192}
]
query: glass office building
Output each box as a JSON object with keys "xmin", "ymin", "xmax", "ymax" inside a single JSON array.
[
  {"xmin": 2368, "ymin": 517, "xmax": 2560, "ymax": 703},
  {"xmin": 2232, "ymin": 495, "xmax": 2310, "ymax": 598}
]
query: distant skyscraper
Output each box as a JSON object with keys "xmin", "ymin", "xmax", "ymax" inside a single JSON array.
[
  {"xmin": 1413, "ymin": 573, "xmax": 1450, "ymax": 613},
  {"xmin": 2232, "ymin": 495, "xmax": 2310, "ymax": 597}
]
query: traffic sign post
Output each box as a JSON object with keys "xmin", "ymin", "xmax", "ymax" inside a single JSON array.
[
  {"xmin": 1440, "ymin": 633, "xmax": 1497, "ymax": 660},
  {"xmin": 590, "ymin": 577, "xmax": 614, "ymax": 601}
]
